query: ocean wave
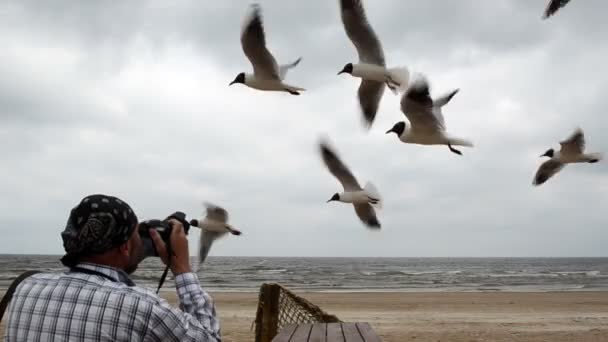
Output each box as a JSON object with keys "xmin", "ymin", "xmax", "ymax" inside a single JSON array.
[
  {"xmin": 3, "ymin": 256, "xmax": 608, "ymax": 292},
  {"xmin": 258, "ymin": 269, "xmax": 287, "ymax": 275},
  {"xmin": 553, "ymin": 271, "xmax": 601, "ymax": 277},
  {"xmin": 400, "ymin": 270, "xmax": 463, "ymax": 276},
  {"xmin": 486, "ymin": 273, "xmax": 559, "ymax": 278},
  {"xmin": 400, "ymin": 271, "xmax": 439, "ymax": 276}
]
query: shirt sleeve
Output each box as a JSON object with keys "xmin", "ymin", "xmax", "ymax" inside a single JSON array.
[{"xmin": 147, "ymin": 273, "xmax": 221, "ymax": 341}]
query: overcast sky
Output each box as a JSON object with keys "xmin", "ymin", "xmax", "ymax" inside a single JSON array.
[{"xmin": 0, "ymin": 0, "xmax": 606, "ymax": 258}]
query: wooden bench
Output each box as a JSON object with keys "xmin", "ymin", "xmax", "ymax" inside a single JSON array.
[{"xmin": 271, "ymin": 322, "xmax": 382, "ymax": 342}]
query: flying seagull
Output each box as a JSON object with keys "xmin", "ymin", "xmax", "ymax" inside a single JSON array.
[
  {"xmin": 386, "ymin": 74, "xmax": 473, "ymax": 155},
  {"xmin": 190, "ymin": 203, "xmax": 242, "ymax": 264},
  {"xmin": 542, "ymin": 0, "xmax": 572, "ymax": 19},
  {"xmin": 319, "ymin": 139, "xmax": 382, "ymax": 229},
  {"xmin": 337, "ymin": 0, "xmax": 409, "ymax": 128},
  {"xmin": 229, "ymin": 3, "xmax": 305, "ymax": 95},
  {"xmin": 533, "ymin": 127, "xmax": 602, "ymax": 186}
]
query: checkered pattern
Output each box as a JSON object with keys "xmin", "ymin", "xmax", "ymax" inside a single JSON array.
[{"xmin": 4, "ymin": 263, "xmax": 221, "ymax": 341}]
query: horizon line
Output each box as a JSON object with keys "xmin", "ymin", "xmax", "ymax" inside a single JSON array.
[{"xmin": 1, "ymin": 254, "xmax": 607, "ymax": 259}]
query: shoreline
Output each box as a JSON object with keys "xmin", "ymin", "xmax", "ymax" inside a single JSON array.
[
  {"xmin": 4, "ymin": 286, "xmax": 608, "ymax": 293},
  {"xmin": 127, "ymin": 287, "xmax": 608, "ymax": 294},
  {"xmin": 3, "ymin": 283, "xmax": 608, "ymax": 293}
]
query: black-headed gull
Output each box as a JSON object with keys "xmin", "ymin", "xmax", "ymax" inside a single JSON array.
[
  {"xmin": 190, "ymin": 203, "xmax": 242, "ymax": 264},
  {"xmin": 337, "ymin": 0, "xmax": 409, "ymax": 128},
  {"xmin": 533, "ymin": 128, "xmax": 602, "ymax": 186},
  {"xmin": 319, "ymin": 139, "xmax": 382, "ymax": 229},
  {"xmin": 386, "ymin": 74, "xmax": 473, "ymax": 156},
  {"xmin": 229, "ymin": 3, "xmax": 304, "ymax": 95}
]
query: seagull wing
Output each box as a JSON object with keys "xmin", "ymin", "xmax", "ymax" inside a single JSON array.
[
  {"xmin": 204, "ymin": 202, "xmax": 229, "ymax": 223},
  {"xmin": 353, "ymin": 203, "xmax": 381, "ymax": 229},
  {"xmin": 278, "ymin": 57, "xmax": 302, "ymax": 80},
  {"xmin": 400, "ymin": 76, "xmax": 444, "ymax": 133},
  {"xmin": 358, "ymin": 80, "xmax": 385, "ymax": 128},
  {"xmin": 319, "ymin": 141, "xmax": 362, "ymax": 191},
  {"xmin": 533, "ymin": 159, "xmax": 565, "ymax": 186},
  {"xmin": 339, "ymin": 0, "xmax": 385, "ymax": 65},
  {"xmin": 543, "ymin": 0, "xmax": 572, "ymax": 19},
  {"xmin": 559, "ymin": 127, "xmax": 585, "ymax": 156},
  {"xmin": 199, "ymin": 230, "xmax": 224, "ymax": 264},
  {"xmin": 241, "ymin": 4, "xmax": 280, "ymax": 80}
]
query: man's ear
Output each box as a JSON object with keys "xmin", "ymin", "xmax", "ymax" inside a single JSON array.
[{"xmin": 118, "ymin": 241, "xmax": 130, "ymax": 257}]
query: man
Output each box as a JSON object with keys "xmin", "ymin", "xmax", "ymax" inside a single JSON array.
[{"xmin": 4, "ymin": 194, "xmax": 221, "ymax": 341}]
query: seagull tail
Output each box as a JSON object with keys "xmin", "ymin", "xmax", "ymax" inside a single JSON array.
[
  {"xmin": 364, "ymin": 181, "xmax": 383, "ymax": 210},
  {"xmin": 283, "ymin": 84, "xmax": 306, "ymax": 94},
  {"xmin": 227, "ymin": 225, "xmax": 242, "ymax": 236},
  {"xmin": 585, "ymin": 152, "xmax": 603, "ymax": 162},
  {"xmin": 447, "ymin": 137, "xmax": 474, "ymax": 148},
  {"xmin": 386, "ymin": 66, "xmax": 410, "ymax": 95}
]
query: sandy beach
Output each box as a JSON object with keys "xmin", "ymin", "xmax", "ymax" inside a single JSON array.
[{"xmin": 2, "ymin": 291, "xmax": 608, "ymax": 341}]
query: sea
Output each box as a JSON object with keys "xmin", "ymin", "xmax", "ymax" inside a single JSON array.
[{"xmin": 1, "ymin": 255, "xmax": 607, "ymax": 293}]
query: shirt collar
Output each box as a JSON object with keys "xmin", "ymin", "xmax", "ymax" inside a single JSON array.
[{"xmin": 73, "ymin": 262, "xmax": 135, "ymax": 286}]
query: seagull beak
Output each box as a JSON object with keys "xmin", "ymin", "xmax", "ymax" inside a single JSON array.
[
  {"xmin": 326, "ymin": 198, "xmax": 333, "ymax": 203},
  {"xmin": 385, "ymin": 128, "xmax": 394, "ymax": 134},
  {"xmin": 337, "ymin": 71, "xmax": 344, "ymax": 75},
  {"xmin": 229, "ymin": 80, "xmax": 237, "ymax": 86}
]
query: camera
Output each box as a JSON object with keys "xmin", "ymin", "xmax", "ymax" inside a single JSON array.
[{"xmin": 139, "ymin": 211, "xmax": 191, "ymax": 258}]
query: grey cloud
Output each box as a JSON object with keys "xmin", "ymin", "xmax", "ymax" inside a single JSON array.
[{"xmin": 0, "ymin": 0, "xmax": 606, "ymax": 257}]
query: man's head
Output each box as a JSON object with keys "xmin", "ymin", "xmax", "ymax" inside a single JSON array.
[{"xmin": 60, "ymin": 194, "xmax": 143, "ymax": 274}]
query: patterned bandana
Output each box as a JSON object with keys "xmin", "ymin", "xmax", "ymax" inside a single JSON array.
[{"xmin": 60, "ymin": 194, "xmax": 138, "ymax": 267}]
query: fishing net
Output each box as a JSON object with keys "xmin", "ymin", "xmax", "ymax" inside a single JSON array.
[{"xmin": 254, "ymin": 283, "xmax": 340, "ymax": 342}]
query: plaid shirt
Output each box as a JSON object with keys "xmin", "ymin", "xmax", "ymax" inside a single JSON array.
[{"xmin": 4, "ymin": 262, "xmax": 221, "ymax": 341}]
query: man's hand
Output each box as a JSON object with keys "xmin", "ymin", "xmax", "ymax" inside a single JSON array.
[{"xmin": 149, "ymin": 219, "xmax": 191, "ymax": 275}]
